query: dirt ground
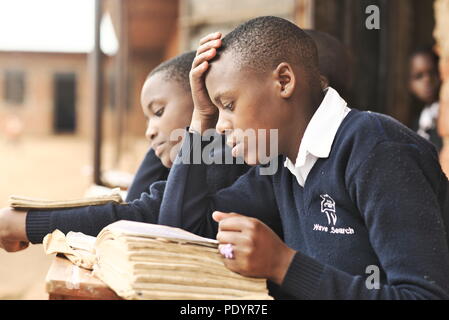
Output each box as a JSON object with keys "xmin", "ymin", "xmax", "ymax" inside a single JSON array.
[{"xmin": 0, "ymin": 134, "xmax": 146, "ymax": 299}]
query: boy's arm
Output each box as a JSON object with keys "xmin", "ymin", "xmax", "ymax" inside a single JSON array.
[
  {"xmin": 126, "ymin": 148, "xmax": 170, "ymax": 202},
  {"xmin": 279, "ymin": 142, "xmax": 449, "ymax": 299},
  {"xmin": 189, "ymin": 32, "xmax": 222, "ymax": 134},
  {"xmin": 158, "ymin": 130, "xmax": 283, "ymax": 239},
  {"xmin": 0, "ymin": 151, "xmax": 168, "ymax": 250},
  {"xmin": 23, "ymin": 180, "xmax": 166, "ymax": 244}
]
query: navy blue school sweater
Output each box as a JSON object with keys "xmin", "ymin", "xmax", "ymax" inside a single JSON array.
[
  {"xmin": 25, "ymin": 136, "xmax": 252, "ymax": 243},
  {"xmin": 125, "ymin": 148, "xmax": 170, "ymax": 202},
  {"xmin": 157, "ymin": 109, "xmax": 449, "ymax": 300}
]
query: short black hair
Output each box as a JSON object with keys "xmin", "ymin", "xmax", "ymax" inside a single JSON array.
[
  {"xmin": 148, "ymin": 51, "xmax": 196, "ymax": 91},
  {"xmin": 304, "ymin": 29, "xmax": 353, "ymax": 99},
  {"xmin": 219, "ymin": 16, "xmax": 319, "ymax": 75}
]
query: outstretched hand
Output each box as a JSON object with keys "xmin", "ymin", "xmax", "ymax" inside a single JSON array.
[
  {"xmin": 0, "ymin": 208, "xmax": 29, "ymax": 252},
  {"xmin": 213, "ymin": 211, "xmax": 296, "ymax": 285},
  {"xmin": 189, "ymin": 32, "xmax": 222, "ymax": 134}
]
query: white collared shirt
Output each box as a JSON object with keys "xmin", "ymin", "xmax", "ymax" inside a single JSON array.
[
  {"xmin": 284, "ymin": 87, "xmax": 351, "ymax": 187},
  {"xmin": 417, "ymin": 102, "xmax": 439, "ymax": 140}
]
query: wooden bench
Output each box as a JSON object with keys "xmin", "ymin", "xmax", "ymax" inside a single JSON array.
[{"xmin": 46, "ymin": 255, "xmax": 121, "ymax": 300}]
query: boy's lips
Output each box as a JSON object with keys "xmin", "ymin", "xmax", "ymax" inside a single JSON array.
[
  {"xmin": 153, "ymin": 142, "xmax": 166, "ymax": 157},
  {"xmin": 226, "ymin": 137, "xmax": 243, "ymax": 158},
  {"xmin": 226, "ymin": 138, "xmax": 236, "ymax": 156},
  {"xmin": 231, "ymin": 143, "xmax": 243, "ymax": 158}
]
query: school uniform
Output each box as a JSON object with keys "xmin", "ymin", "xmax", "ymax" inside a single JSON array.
[
  {"xmin": 158, "ymin": 87, "xmax": 449, "ymax": 299},
  {"xmin": 416, "ymin": 102, "xmax": 443, "ymax": 152},
  {"xmin": 25, "ymin": 137, "xmax": 250, "ymax": 244},
  {"xmin": 126, "ymin": 148, "xmax": 170, "ymax": 202}
]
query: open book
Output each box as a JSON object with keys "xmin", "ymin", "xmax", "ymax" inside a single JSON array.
[{"xmin": 44, "ymin": 220, "xmax": 272, "ymax": 300}]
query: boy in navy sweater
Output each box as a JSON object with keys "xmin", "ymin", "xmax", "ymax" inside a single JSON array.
[
  {"xmin": 0, "ymin": 52, "xmax": 249, "ymax": 250},
  {"xmin": 125, "ymin": 148, "xmax": 168, "ymax": 202},
  {"xmin": 128, "ymin": 30, "xmax": 352, "ymax": 204},
  {"xmin": 159, "ymin": 16, "xmax": 449, "ymax": 299},
  {"xmin": 0, "ymin": 29, "xmax": 349, "ymax": 251}
]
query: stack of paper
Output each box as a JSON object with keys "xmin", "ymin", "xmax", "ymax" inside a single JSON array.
[
  {"xmin": 44, "ymin": 230, "xmax": 97, "ymax": 270},
  {"xmin": 9, "ymin": 188, "xmax": 124, "ymax": 210},
  {"xmin": 92, "ymin": 221, "xmax": 272, "ymax": 300}
]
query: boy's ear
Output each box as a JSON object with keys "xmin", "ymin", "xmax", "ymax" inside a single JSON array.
[
  {"xmin": 273, "ymin": 62, "xmax": 295, "ymax": 99},
  {"xmin": 320, "ymin": 75, "xmax": 329, "ymax": 90}
]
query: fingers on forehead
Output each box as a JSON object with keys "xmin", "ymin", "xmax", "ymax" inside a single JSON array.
[
  {"xmin": 196, "ymin": 40, "xmax": 221, "ymax": 56},
  {"xmin": 199, "ymin": 32, "xmax": 221, "ymax": 45},
  {"xmin": 192, "ymin": 49, "xmax": 216, "ymax": 68}
]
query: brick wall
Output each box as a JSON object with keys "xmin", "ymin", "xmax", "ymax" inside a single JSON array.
[
  {"xmin": 0, "ymin": 52, "xmax": 89, "ymax": 137},
  {"xmin": 434, "ymin": 0, "xmax": 449, "ymax": 176},
  {"xmin": 0, "ymin": 52, "xmax": 152, "ymax": 140}
]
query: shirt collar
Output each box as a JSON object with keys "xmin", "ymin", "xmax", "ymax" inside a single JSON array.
[{"xmin": 290, "ymin": 87, "xmax": 350, "ymax": 168}]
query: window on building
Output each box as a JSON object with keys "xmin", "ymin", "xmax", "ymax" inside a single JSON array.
[
  {"xmin": 4, "ymin": 70, "xmax": 25, "ymax": 104},
  {"xmin": 53, "ymin": 72, "xmax": 77, "ymax": 133}
]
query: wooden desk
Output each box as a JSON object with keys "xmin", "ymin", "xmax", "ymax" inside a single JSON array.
[{"xmin": 46, "ymin": 255, "xmax": 122, "ymax": 300}]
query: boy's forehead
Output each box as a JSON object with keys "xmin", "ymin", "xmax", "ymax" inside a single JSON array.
[
  {"xmin": 141, "ymin": 74, "xmax": 179, "ymax": 106},
  {"xmin": 141, "ymin": 76, "xmax": 160, "ymax": 105},
  {"xmin": 143, "ymin": 73, "xmax": 183, "ymax": 95},
  {"xmin": 206, "ymin": 53, "xmax": 248, "ymax": 92}
]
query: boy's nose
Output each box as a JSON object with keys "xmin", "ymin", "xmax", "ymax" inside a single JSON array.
[
  {"xmin": 423, "ymin": 73, "xmax": 432, "ymax": 83},
  {"xmin": 145, "ymin": 122, "xmax": 158, "ymax": 141},
  {"xmin": 216, "ymin": 113, "xmax": 233, "ymax": 135}
]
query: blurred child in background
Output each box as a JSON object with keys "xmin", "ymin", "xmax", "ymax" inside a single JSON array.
[{"xmin": 409, "ymin": 47, "xmax": 442, "ymax": 151}]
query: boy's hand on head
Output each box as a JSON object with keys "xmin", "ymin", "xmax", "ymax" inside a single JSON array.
[
  {"xmin": 213, "ymin": 211, "xmax": 296, "ymax": 285},
  {"xmin": 189, "ymin": 32, "xmax": 222, "ymax": 134},
  {"xmin": 0, "ymin": 207, "xmax": 29, "ymax": 252}
]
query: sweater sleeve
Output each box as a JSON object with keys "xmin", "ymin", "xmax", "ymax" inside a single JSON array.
[
  {"xmin": 126, "ymin": 148, "xmax": 170, "ymax": 202},
  {"xmin": 280, "ymin": 141, "xmax": 449, "ymax": 299},
  {"xmin": 158, "ymin": 130, "xmax": 283, "ymax": 239},
  {"xmin": 26, "ymin": 181, "xmax": 166, "ymax": 243}
]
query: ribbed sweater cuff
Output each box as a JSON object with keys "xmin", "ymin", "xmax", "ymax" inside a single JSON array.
[
  {"xmin": 26, "ymin": 210, "xmax": 52, "ymax": 244},
  {"xmin": 280, "ymin": 251, "xmax": 325, "ymax": 300}
]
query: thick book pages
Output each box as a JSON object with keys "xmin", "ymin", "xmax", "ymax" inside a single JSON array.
[
  {"xmin": 44, "ymin": 230, "xmax": 96, "ymax": 270},
  {"xmin": 92, "ymin": 221, "xmax": 272, "ymax": 300},
  {"xmin": 9, "ymin": 188, "xmax": 124, "ymax": 210}
]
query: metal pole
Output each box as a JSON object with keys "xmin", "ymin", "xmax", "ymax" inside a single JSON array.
[
  {"xmin": 114, "ymin": 0, "xmax": 127, "ymax": 167},
  {"xmin": 92, "ymin": 0, "xmax": 103, "ymax": 185}
]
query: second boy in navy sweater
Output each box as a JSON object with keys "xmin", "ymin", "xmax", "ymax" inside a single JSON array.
[{"xmin": 0, "ymin": 52, "xmax": 250, "ymax": 249}]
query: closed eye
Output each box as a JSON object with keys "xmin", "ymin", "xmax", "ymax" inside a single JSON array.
[
  {"xmin": 223, "ymin": 102, "xmax": 234, "ymax": 112},
  {"xmin": 154, "ymin": 107, "xmax": 165, "ymax": 117},
  {"xmin": 414, "ymin": 72, "xmax": 424, "ymax": 80}
]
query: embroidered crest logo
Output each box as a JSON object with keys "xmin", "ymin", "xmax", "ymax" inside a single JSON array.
[{"xmin": 320, "ymin": 194, "xmax": 337, "ymax": 226}]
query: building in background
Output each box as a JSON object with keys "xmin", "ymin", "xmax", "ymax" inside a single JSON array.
[
  {"xmin": 0, "ymin": 51, "xmax": 88, "ymax": 136},
  {"xmin": 0, "ymin": 0, "xmax": 179, "ymax": 140},
  {"xmin": 0, "ymin": 0, "xmax": 438, "ymax": 137},
  {"xmin": 1, "ymin": 0, "xmax": 447, "ymax": 172}
]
